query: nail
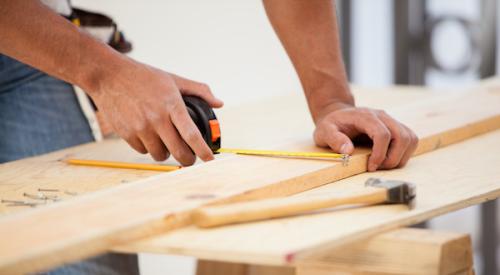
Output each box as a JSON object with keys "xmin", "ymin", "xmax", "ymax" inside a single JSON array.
[
  {"xmin": 23, "ymin": 192, "xmax": 46, "ymax": 200},
  {"xmin": 1, "ymin": 199, "xmax": 25, "ymax": 204},
  {"xmin": 38, "ymin": 188, "xmax": 59, "ymax": 192},
  {"xmin": 64, "ymin": 190, "xmax": 77, "ymax": 196},
  {"xmin": 340, "ymin": 143, "xmax": 349, "ymax": 154},
  {"xmin": 368, "ymin": 163, "xmax": 377, "ymax": 172}
]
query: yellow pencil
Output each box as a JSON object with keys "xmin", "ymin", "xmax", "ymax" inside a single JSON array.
[{"xmin": 66, "ymin": 159, "xmax": 181, "ymax": 172}]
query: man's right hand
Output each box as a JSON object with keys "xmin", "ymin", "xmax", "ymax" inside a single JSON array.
[
  {"xmin": 0, "ymin": 1, "xmax": 223, "ymax": 166},
  {"xmin": 88, "ymin": 60, "xmax": 223, "ymax": 166}
]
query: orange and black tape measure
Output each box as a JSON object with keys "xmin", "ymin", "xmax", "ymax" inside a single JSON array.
[{"xmin": 183, "ymin": 96, "xmax": 221, "ymax": 153}]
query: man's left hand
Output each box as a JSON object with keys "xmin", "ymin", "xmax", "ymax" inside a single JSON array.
[{"xmin": 313, "ymin": 105, "xmax": 419, "ymax": 171}]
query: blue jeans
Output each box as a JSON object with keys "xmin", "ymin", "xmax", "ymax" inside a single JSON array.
[{"xmin": 0, "ymin": 54, "xmax": 139, "ymax": 275}]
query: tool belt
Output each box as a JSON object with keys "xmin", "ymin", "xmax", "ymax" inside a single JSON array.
[{"xmin": 66, "ymin": 8, "xmax": 132, "ymax": 53}]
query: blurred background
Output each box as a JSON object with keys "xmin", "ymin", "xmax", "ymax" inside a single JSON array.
[{"xmin": 71, "ymin": 1, "xmax": 499, "ymax": 274}]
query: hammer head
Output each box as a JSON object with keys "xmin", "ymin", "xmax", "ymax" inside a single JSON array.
[{"xmin": 365, "ymin": 178, "xmax": 416, "ymax": 204}]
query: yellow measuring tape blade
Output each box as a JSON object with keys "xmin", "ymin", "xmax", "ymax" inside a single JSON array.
[{"xmin": 216, "ymin": 148, "xmax": 349, "ymax": 164}]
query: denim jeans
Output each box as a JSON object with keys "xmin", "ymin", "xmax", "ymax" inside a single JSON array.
[{"xmin": 0, "ymin": 54, "xmax": 139, "ymax": 275}]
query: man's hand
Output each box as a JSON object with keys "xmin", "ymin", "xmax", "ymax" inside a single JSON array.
[
  {"xmin": 313, "ymin": 104, "xmax": 418, "ymax": 171},
  {"xmin": 89, "ymin": 61, "xmax": 223, "ymax": 165},
  {"xmin": 263, "ymin": 0, "xmax": 418, "ymax": 171},
  {"xmin": 0, "ymin": 1, "xmax": 223, "ymax": 166}
]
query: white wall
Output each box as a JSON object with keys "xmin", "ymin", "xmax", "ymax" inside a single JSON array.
[{"xmin": 73, "ymin": 0, "xmax": 302, "ymax": 107}]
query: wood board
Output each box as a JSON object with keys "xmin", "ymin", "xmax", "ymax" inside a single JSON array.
[
  {"xmin": 0, "ymin": 85, "xmax": 434, "ymax": 216},
  {"xmin": 123, "ymin": 129, "xmax": 500, "ymax": 267},
  {"xmin": 0, "ymin": 83, "xmax": 499, "ymax": 273},
  {"xmin": 196, "ymin": 228, "xmax": 473, "ymax": 275}
]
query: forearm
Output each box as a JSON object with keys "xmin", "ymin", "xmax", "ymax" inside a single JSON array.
[
  {"xmin": 0, "ymin": 0, "xmax": 127, "ymax": 94},
  {"xmin": 263, "ymin": 0, "xmax": 353, "ymax": 123}
]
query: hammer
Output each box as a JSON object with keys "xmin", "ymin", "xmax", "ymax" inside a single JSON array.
[{"xmin": 193, "ymin": 178, "xmax": 416, "ymax": 228}]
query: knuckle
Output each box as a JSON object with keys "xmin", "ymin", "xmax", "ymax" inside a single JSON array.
[
  {"xmin": 184, "ymin": 129, "xmax": 200, "ymax": 143},
  {"xmin": 199, "ymin": 83, "xmax": 211, "ymax": 92},
  {"xmin": 121, "ymin": 131, "xmax": 134, "ymax": 141},
  {"xmin": 412, "ymin": 133, "xmax": 419, "ymax": 144},
  {"xmin": 133, "ymin": 121, "xmax": 150, "ymax": 134},
  {"xmin": 383, "ymin": 157, "xmax": 399, "ymax": 168},
  {"xmin": 397, "ymin": 159, "xmax": 409, "ymax": 168},
  {"xmin": 372, "ymin": 154, "xmax": 385, "ymax": 164},
  {"xmin": 360, "ymin": 108, "xmax": 373, "ymax": 116},
  {"xmin": 399, "ymin": 131, "xmax": 411, "ymax": 144},
  {"xmin": 170, "ymin": 101, "xmax": 184, "ymax": 112},
  {"xmin": 151, "ymin": 113, "xmax": 170, "ymax": 127},
  {"xmin": 377, "ymin": 109, "xmax": 388, "ymax": 116},
  {"xmin": 376, "ymin": 129, "xmax": 391, "ymax": 140}
]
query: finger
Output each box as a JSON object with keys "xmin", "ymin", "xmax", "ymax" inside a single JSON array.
[
  {"xmin": 122, "ymin": 134, "xmax": 148, "ymax": 154},
  {"xmin": 137, "ymin": 129, "xmax": 169, "ymax": 161},
  {"xmin": 170, "ymin": 103, "xmax": 214, "ymax": 162},
  {"xmin": 378, "ymin": 113, "xmax": 412, "ymax": 169},
  {"xmin": 314, "ymin": 123, "xmax": 354, "ymax": 154},
  {"xmin": 172, "ymin": 74, "xmax": 223, "ymax": 108},
  {"xmin": 397, "ymin": 126, "xmax": 419, "ymax": 168},
  {"xmin": 155, "ymin": 117, "xmax": 197, "ymax": 166},
  {"xmin": 353, "ymin": 113, "xmax": 391, "ymax": 171}
]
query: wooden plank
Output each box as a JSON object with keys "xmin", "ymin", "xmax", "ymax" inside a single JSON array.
[
  {"xmin": 196, "ymin": 261, "xmax": 294, "ymax": 275},
  {"xmin": 0, "ymin": 84, "xmax": 499, "ymax": 273},
  {"xmin": 197, "ymin": 228, "xmax": 473, "ymax": 275},
  {"xmin": 196, "ymin": 260, "xmax": 248, "ymax": 275},
  {"xmin": 0, "ymin": 139, "xmax": 160, "ymax": 215},
  {"xmin": 121, "ymin": 129, "xmax": 500, "ymax": 266},
  {"xmin": 300, "ymin": 228, "xmax": 473, "ymax": 275},
  {"xmin": 296, "ymin": 266, "xmax": 475, "ymax": 275},
  {"xmin": 0, "ymin": 85, "xmax": 433, "ymax": 216}
]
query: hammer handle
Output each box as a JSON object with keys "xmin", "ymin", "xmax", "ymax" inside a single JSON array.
[{"xmin": 193, "ymin": 187, "xmax": 387, "ymax": 228}]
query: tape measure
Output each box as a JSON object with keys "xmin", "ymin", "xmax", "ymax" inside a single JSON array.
[
  {"xmin": 183, "ymin": 95, "xmax": 221, "ymax": 152},
  {"xmin": 183, "ymin": 96, "xmax": 349, "ymax": 164}
]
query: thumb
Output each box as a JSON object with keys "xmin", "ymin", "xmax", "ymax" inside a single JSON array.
[
  {"xmin": 314, "ymin": 125, "xmax": 354, "ymax": 154},
  {"xmin": 172, "ymin": 75, "xmax": 223, "ymax": 108}
]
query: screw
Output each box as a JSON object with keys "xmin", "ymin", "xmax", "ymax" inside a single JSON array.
[
  {"xmin": 6, "ymin": 202, "xmax": 40, "ymax": 207},
  {"xmin": 23, "ymin": 192, "xmax": 46, "ymax": 200},
  {"xmin": 38, "ymin": 188, "xmax": 59, "ymax": 192},
  {"xmin": 1, "ymin": 199, "xmax": 25, "ymax": 204}
]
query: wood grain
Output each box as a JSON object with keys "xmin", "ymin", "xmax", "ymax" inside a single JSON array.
[
  {"xmin": 123, "ymin": 129, "xmax": 499, "ymax": 267},
  {"xmin": 196, "ymin": 228, "xmax": 473, "ymax": 275},
  {"xmin": 301, "ymin": 228, "xmax": 473, "ymax": 275},
  {"xmin": 0, "ymin": 84, "xmax": 498, "ymax": 274}
]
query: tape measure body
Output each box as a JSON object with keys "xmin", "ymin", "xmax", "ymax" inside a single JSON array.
[{"xmin": 183, "ymin": 96, "xmax": 221, "ymax": 152}]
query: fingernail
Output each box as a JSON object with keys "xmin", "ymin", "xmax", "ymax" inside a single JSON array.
[
  {"xmin": 368, "ymin": 163, "xmax": 377, "ymax": 172},
  {"xmin": 340, "ymin": 143, "xmax": 349, "ymax": 154}
]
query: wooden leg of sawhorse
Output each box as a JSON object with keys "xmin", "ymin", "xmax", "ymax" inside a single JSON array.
[
  {"xmin": 197, "ymin": 228, "xmax": 475, "ymax": 275},
  {"xmin": 196, "ymin": 261, "xmax": 294, "ymax": 275}
]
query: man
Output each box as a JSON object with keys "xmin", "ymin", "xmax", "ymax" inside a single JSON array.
[{"xmin": 0, "ymin": 0, "xmax": 418, "ymax": 274}]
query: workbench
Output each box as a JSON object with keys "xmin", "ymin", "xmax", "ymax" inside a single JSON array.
[{"xmin": 1, "ymin": 81, "xmax": 499, "ymax": 275}]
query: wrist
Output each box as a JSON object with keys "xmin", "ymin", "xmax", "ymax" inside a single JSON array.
[
  {"xmin": 312, "ymin": 100, "xmax": 353, "ymax": 123},
  {"xmin": 73, "ymin": 37, "xmax": 131, "ymax": 98},
  {"xmin": 308, "ymin": 85, "xmax": 355, "ymax": 124}
]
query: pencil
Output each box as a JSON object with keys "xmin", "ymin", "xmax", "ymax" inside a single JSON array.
[{"xmin": 66, "ymin": 159, "xmax": 181, "ymax": 172}]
